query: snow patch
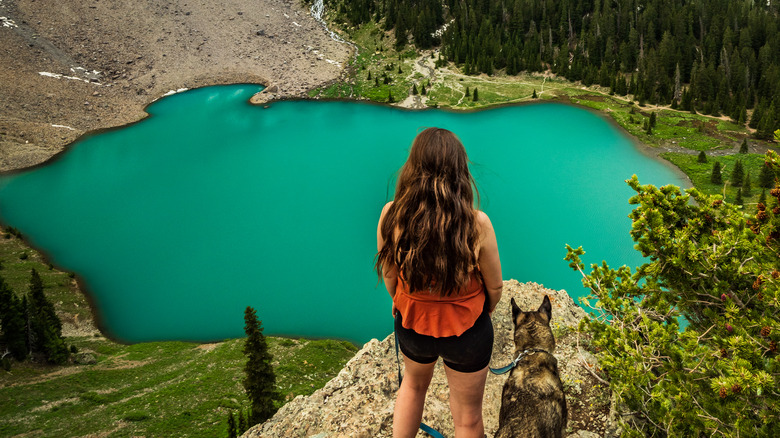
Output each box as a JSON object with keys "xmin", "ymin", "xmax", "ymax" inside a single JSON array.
[
  {"xmin": 52, "ymin": 124, "xmax": 76, "ymax": 131},
  {"xmin": 162, "ymin": 88, "xmax": 189, "ymax": 97},
  {"xmin": 1, "ymin": 16, "xmax": 17, "ymax": 28},
  {"xmin": 39, "ymin": 70, "xmax": 103, "ymax": 85},
  {"xmin": 71, "ymin": 67, "xmax": 101, "ymax": 81}
]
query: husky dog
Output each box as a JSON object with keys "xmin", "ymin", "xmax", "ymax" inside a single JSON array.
[{"xmin": 495, "ymin": 296, "xmax": 568, "ymax": 438}]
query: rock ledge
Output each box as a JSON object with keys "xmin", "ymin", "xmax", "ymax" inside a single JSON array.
[{"xmin": 245, "ymin": 280, "xmax": 619, "ymax": 438}]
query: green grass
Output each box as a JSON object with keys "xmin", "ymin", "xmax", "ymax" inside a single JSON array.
[
  {"xmin": 660, "ymin": 152, "xmax": 773, "ymax": 205},
  {"xmin": 0, "ymin": 332, "xmax": 357, "ymax": 437},
  {"xmin": 308, "ymin": 21, "xmax": 415, "ymax": 102},
  {"xmin": 0, "ymin": 231, "xmax": 359, "ymax": 437}
]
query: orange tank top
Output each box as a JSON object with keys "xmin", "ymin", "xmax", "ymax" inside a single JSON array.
[{"xmin": 393, "ymin": 272, "xmax": 486, "ymax": 338}]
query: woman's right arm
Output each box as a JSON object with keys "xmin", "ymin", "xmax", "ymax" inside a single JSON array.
[{"xmin": 477, "ymin": 211, "xmax": 502, "ymax": 313}]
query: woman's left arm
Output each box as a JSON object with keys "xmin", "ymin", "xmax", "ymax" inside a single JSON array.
[{"xmin": 477, "ymin": 211, "xmax": 503, "ymax": 313}]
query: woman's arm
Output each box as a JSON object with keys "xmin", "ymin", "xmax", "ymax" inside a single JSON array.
[
  {"xmin": 477, "ymin": 211, "xmax": 502, "ymax": 313},
  {"xmin": 377, "ymin": 202, "xmax": 398, "ymax": 300}
]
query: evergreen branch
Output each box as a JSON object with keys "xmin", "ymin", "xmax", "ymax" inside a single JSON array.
[{"xmin": 576, "ymin": 331, "xmax": 610, "ymax": 387}]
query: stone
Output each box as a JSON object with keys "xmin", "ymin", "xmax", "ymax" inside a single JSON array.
[
  {"xmin": 570, "ymin": 431, "xmax": 602, "ymax": 438},
  {"xmin": 74, "ymin": 352, "xmax": 97, "ymax": 365}
]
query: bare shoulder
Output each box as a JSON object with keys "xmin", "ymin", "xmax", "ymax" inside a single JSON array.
[
  {"xmin": 379, "ymin": 201, "xmax": 394, "ymax": 220},
  {"xmin": 476, "ymin": 210, "xmax": 494, "ymax": 231}
]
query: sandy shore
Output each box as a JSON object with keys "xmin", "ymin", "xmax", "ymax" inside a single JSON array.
[{"xmin": 0, "ymin": 0, "xmax": 352, "ymax": 171}]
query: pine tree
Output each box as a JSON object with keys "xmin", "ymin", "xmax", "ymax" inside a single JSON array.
[
  {"xmin": 738, "ymin": 106, "xmax": 747, "ymax": 125},
  {"xmin": 532, "ymin": 89, "xmax": 538, "ymax": 98},
  {"xmin": 758, "ymin": 189, "xmax": 767, "ymax": 206},
  {"xmin": 731, "ymin": 160, "xmax": 744, "ymax": 187},
  {"xmin": 28, "ymin": 269, "xmax": 68, "ymax": 364},
  {"xmin": 397, "ymin": 65, "xmax": 402, "ymax": 74},
  {"xmin": 472, "ymin": 87, "xmax": 479, "ymax": 101},
  {"xmin": 412, "ymin": 84, "xmax": 418, "ymax": 95},
  {"xmin": 749, "ymin": 103, "xmax": 763, "ymax": 129},
  {"xmin": 465, "ymin": 86, "xmax": 470, "ymax": 97},
  {"xmin": 743, "ymin": 172, "xmax": 752, "ymax": 197},
  {"xmin": 374, "ymin": 77, "xmax": 379, "ymax": 87},
  {"xmin": 0, "ymin": 275, "xmax": 27, "ymax": 361},
  {"xmin": 238, "ymin": 409, "xmax": 247, "ymax": 434},
  {"xmin": 757, "ymin": 110, "xmax": 775, "ymax": 140},
  {"xmin": 697, "ymin": 151, "xmax": 707, "ymax": 163},
  {"xmin": 759, "ymin": 163, "xmax": 775, "ymax": 188},
  {"xmin": 367, "ymin": 71, "xmax": 372, "ymax": 81},
  {"xmin": 388, "ymin": 90, "xmax": 394, "ymax": 103},
  {"xmin": 711, "ymin": 161, "xmax": 723, "ymax": 184},
  {"xmin": 242, "ymin": 306, "xmax": 279, "ymax": 426},
  {"xmin": 649, "ymin": 112, "xmax": 657, "ymax": 129},
  {"xmin": 735, "ymin": 188, "xmax": 743, "ymax": 205},
  {"xmin": 227, "ymin": 411, "xmax": 238, "ymax": 438},
  {"xmin": 739, "ymin": 138, "xmax": 749, "ymax": 154},
  {"xmin": 421, "ymin": 84, "xmax": 427, "ymax": 95}
]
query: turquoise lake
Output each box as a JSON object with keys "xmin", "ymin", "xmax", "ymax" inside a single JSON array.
[{"xmin": 0, "ymin": 84, "xmax": 688, "ymax": 345}]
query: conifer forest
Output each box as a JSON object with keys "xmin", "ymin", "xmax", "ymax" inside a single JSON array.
[{"xmin": 334, "ymin": 0, "xmax": 779, "ymax": 138}]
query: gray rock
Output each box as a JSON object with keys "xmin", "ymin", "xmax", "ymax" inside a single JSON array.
[
  {"xmin": 569, "ymin": 431, "xmax": 602, "ymax": 438},
  {"xmin": 74, "ymin": 352, "xmax": 97, "ymax": 365}
]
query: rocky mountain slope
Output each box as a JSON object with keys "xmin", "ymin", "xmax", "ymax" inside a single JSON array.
[{"xmin": 0, "ymin": 0, "xmax": 351, "ymax": 171}]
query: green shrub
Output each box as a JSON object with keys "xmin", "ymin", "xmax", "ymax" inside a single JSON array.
[
  {"xmin": 79, "ymin": 391, "xmax": 110, "ymax": 404},
  {"xmin": 218, "ymin": 398, "xmax": 241, "ymax": 410},
  {"xmin": 566, "ymin": 153, "xmax": 780, "ymax": 437},
  {"xmin": 277, "ymin": 338, "xmax": 295, "ymax": 347},
  {"xmin": 122, "ymin": 411, "xmax": 150, "ymax": 422}
]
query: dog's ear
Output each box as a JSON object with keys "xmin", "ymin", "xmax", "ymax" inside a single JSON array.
[
  {"xmin": 511, "ymin": 297, "xmax": 521, "ymax": 321},
  {"xmin": 538, "ymin": 295, "xmax": 552, "ymax": 320}
]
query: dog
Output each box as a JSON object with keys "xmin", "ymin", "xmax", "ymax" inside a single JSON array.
[{"xmin": 495, "ymin": 295, "xmax": 568, "ymax": 438}]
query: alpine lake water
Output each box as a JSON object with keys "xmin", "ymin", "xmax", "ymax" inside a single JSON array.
[{"xmin": 0, "ymin": 84, "xmax": 688, "ymax": 345}]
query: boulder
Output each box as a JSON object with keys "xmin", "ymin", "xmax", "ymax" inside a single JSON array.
[{"xmin": 74, "ymin": 352, "xmax": 97, "ymax": 365}]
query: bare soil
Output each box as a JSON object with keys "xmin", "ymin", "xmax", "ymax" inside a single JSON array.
[{"xmin": 0, "ymin": 0, "xmax": 352, "ymax": 171}]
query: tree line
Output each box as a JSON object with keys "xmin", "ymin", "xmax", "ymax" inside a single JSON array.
[
  {"xmin": 0, "ymin": 268, "xmax": 70, "ymax": 367},
  {"xmin": 331, "ymin": 0, "xmax": 779, "ymax": 138}
]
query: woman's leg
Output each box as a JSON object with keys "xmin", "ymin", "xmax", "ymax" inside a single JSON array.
[
  {"xmin": 394, "ymin": 356, "xmax": 437, "ymax": 438},
  {"xmin": 444, "ymin": 364, "xmax": 489, "ymax": 438}
]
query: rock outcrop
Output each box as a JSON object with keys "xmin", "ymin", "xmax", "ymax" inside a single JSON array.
[{"xmin": 244, "ymin": 281, "xmax": 618, "ymax": 438}]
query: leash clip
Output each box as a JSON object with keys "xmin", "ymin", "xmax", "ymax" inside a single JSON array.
[{"xmin": 490, "ymin": 348, "xmax": 547, "ymax": 375}]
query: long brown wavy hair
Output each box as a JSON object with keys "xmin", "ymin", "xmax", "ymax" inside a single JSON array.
[{"xmin": 376, "ymin": 127, "xmax": 480, "ymax": 296}]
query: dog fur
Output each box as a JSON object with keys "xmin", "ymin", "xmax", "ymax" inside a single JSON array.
[{"xmin": 494, "ymin": 295, "xmax": 568, "ymax": 438}]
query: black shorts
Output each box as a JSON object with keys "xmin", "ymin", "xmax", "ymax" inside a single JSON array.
[{"xmin": 395, "ymin": 304, "xmax": 494, "ymax": 373}]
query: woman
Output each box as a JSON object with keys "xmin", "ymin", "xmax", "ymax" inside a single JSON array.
[{"xmin": 376, "ymin": 127, "xmax": 503, "ymax": 438}]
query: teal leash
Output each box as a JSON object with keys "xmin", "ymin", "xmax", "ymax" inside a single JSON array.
[
  {"xmin": 394, "ymin": 329, "xmax": 446, "ymax": 438},
  {"xmin": 489, "ymin": 348, "xmax": 549, "ymax": 375}
]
